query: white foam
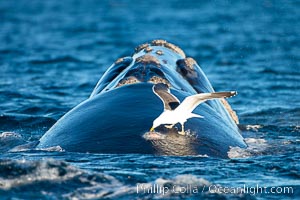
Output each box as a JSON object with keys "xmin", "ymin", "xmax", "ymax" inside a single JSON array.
[
  {"xmin": 245, "ymin": 124, "xmax": 263, "ymax": 131},
  {"xmin": 37, "ymin": 145, "xmax": 65, "ymax": 152},
  {"xmin": 0, "ymin": 132, "xmax": 22, "ymax": 138},
  {"xmin": 228, "ymin": 138, "xmax": 269, "ymax": 158},
  {"xmin": 156, "ymin": 174, "xmax": 210, "ymax": 186}
]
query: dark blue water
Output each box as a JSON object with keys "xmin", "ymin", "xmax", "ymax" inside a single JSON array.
[{"xmin": 0, "ymin": 0, "xmax": 299, "ymax": 199}]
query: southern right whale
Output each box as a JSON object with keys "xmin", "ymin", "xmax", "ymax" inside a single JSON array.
[{"xmin": 37, "ymin": 39, "xmax": 247, "ymax": 158}]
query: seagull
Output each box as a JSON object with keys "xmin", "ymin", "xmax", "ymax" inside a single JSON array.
[{"xmin": 150, "ymin": 83, "xmax": 237, "ymax": 135}]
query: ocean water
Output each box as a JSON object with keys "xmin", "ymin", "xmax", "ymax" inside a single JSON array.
[{"xmin": 0, "ymin": 0, "xmax": 299, "ymax": 199}]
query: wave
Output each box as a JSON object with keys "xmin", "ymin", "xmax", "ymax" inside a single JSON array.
[
  {"xmin": 28, "ymin": 55, "xmax": 93, "ymax": 65},
  {"xmin": 0, "ymin": 159, "xmax": 119, "ymax": 199}
]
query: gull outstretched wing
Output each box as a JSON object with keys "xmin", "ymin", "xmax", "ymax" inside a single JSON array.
[
  {"xmin": 152, "ymin": 83, "xmax": 180, "ymax": 111},
  {"xmin": 176, "ymin": 91, "xmax": 237, "ymax": 113}
]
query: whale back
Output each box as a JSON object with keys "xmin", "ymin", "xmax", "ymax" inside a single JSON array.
[{"xmin": 38, "ymin": 84, "xmax": 246, "ymax": 157}]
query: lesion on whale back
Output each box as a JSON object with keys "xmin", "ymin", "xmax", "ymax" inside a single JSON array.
[
  {"xmin": 116, "ymin": 76, "xmax": 140, "ymax": 87},
  {"xmin": 149, "ymin": 76, "xmax": 170, "ymax": 87},
  {"xmin": 134, "ymin": 39, "xmax": 186, "ymax": 58},
  {"xmin": 151, "ymin": 40, "xmax": 186, "ymax": 58},
  {"xmin": 220, "ymin": 98, "xmax": 239, "ymax": 124},
  {"xmin": 135, "ymin": 54, "xmax": 160, "ymax": 65}
]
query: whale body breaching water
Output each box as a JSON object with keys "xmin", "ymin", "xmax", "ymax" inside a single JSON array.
[
  {"xmin": 151, "ymin": 83, "xmax": 237, "ymax": 135},
  {"xmin": 37, "ymin": 39, "xmax": 247, "ymax": 158}
]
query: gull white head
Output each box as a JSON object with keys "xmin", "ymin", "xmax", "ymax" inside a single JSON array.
[
  {"xmin": 150, "ymin": 118, "xmax": 161, "ymax": 132},
  {"xmin": 150, "ymin": 110, "xmax": 175, "ymax": 131}
]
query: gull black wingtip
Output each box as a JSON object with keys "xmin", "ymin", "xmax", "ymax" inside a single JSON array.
[{"xmin": 232, "ymin": 91, "xmax": 237, "ymax": 97}]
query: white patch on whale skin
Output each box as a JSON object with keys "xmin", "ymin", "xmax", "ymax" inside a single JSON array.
[{"xmin": 143, "ymin": 131, "xmax": 166, "ymax": 140}]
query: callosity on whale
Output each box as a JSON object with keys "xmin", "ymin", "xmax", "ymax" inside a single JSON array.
[{"xmin": 37, "ymin": 40, "xmax": 247, "ymax": 158}]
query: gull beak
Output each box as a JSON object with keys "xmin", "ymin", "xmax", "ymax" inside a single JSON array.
[{"xmin": 150, "ymin": 127, "xmax": 154, "ymax": 132}]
